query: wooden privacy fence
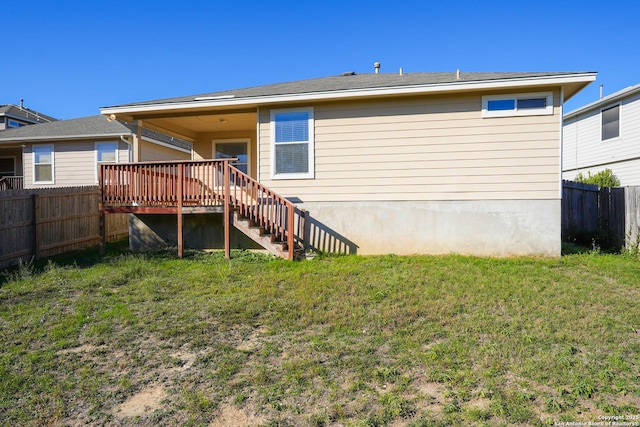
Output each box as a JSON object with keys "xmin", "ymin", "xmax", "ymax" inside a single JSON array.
[
  {"xmin": 562, "ymin": 180, "xmax": 637, "ymax": 249},
  {"xmin": 0, "ymin": 186, "xmax": 128, "ymax": 269}
]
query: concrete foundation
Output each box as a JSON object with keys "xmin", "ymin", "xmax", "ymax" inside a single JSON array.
[
  {"xmin": 299, "ymin": 199, "xmax": 561, "ymax": 257},
  {"xmin": 128, "ymin": 199, "xmax": 561, "ymax": 257},
  {"xmin": 129, "ymin": 213, "xmax": 262, "ymax": 252}
]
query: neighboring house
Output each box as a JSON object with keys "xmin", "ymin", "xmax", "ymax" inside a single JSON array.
[
  {"xmin": 0, "ymin": 103, "xmax": 56, "ymax": 130},
  {"xmin": 0, "ymin": 103, "xmax": 57, "ymax": 186},
  {"xmin": 101, "ymin": 70, "xmax": 596, "ymax": 257},
  {"xmin": 563, "ymin": 83, "xmax": 640, "ymax": 185},
  {"xmin": 0, "ymin": 115, "xmax": 192, "ymax": 189}
]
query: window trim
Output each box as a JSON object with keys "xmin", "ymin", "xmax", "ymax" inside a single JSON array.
[
  {"xmin": 600, "ymin": 103, "xmax": 621, "ymax": 142},
  {"xmin": 270, "ymin": 106, "xmax": 315, "ymax": 179},
  {"xmin": 95, "ymin": 141, "xmax": 119, "ymax": 183},
  {"xmin": 32, "ymin": 144, "xmax": 54, "ymax": 185},
  {"xmin": 482, "ymin": 92, "xmax": 553, "ymax": 118}
]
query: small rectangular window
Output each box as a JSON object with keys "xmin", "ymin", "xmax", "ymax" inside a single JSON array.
[
  {"xmin": 33, "ymin": 145, "xmax": 54, "ymax": 183},
  {"xmin": 517, "ymin": 98, "xmax": 547, "ymax": 109},
  {"xmin": 482, "ymin": 92, "xmax": 553, "ymax": 118},
  {"xmin": 7, "ymin": 119, "xmax": 25, "ymax": 128},
  {"xmin": 487, "ymin": 99, "xmax": 516, "ymax": 111},
  {"xmin": 270, "ymin": 107, "xmax": 314, "ymax": 179},
  {"xmin": 601, "ymin": 105, "xmax": 620, "ymax": 141}
]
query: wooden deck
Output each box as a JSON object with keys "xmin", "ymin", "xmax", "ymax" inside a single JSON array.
[{"xmin": 99, "ymin": 159, "xmax": 305, "ymax": 260}]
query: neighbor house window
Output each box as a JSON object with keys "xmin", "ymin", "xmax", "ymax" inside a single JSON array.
[
  {"xmin": 95, "ymin": 142, "xmax": 118, "ymax": 182},
  {"xmin": 482, "ymin": 92, "xmax": 553, "ymax": 117},
  {"xmin": 7, "ymin": 119, "xmax": 26, "ymax": 128},
  {"xmin": 270, "ymin": 107, "xmax": 314, "ymax": 179},
  {"xmin": 601, "ymin": 104, "xmax": 620, "ymax": 141},
  {"xmin": 33, "ymin": 144, "xmax": 54, "ymax": 184}
]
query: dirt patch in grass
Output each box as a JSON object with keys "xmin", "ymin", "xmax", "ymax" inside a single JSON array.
[
  {"xmin": 113, "ymin": 384, "xmax": 167, "ymax": 418},
  {"xmin": 56, "ymin": 343, "xmax": 96, "ymax": 355},
  {"xmin": 209, "ymin": 405, "xmax": 264, "ymax": 427}
]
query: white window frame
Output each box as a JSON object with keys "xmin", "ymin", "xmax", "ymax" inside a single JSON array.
[
  {"xmin": 600, "ymin": 103, "xmax": 621, "ymax": 142},
  {"xmin": 95, "ymin": 142, "xmax": 119, "ymax": 183},
  {"xmin": 32, "ymin": 144, "xmax": 54, "ymax": 185},
  {"xmin": 482, "ymin": 92, "xmax": 553, "ymax": 118},
  {"xmin": 270, "ymin": 107, "xmax": 315, "ymax": 179},
  {"xmin": 212, "ymin": 138, "xmax": 251, "ymax": 176}
]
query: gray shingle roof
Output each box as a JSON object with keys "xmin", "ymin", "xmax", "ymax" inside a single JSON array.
[
  {"xmin": 104, "ymin": 72, "xmax": 593, "ymax": 109},
  {"xmin": 0, "ymin": 104, "xmax": 57, "ymax": 123},
  {"xmin": 0, "ymin": 114, "xmax": 193, "ymax": 152},
  {"xmin": 0, "ymin": 115, "xmax": 132, "ymax": 141}
]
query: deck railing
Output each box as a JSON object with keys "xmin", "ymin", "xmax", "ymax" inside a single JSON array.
[
  {"xmin": 0, "ymin": 176, "xmax": 24, "ymax": 191},
  {"xmin": 99, "ymin": 159, "xmax": 303, "ymax": 259},
  {"xmin": 100, "ymin": 160, "xmax": 227, "ymax": 207}
]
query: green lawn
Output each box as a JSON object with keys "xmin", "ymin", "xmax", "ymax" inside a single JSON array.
[{"xmin": 1, "ymin": 245, "xmax": 639, "ymax": 426}]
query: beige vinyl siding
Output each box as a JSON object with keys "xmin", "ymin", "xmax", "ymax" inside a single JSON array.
[
  {"xmin": 563, "ymin": 92, "xmax": 640, "ymax": 185},
  {"xmin": 139, "ymin": 139, "xmax": 191, "ymax": 161},
  {"xmin": 24, "ymin": 140, "xmax": 130, "ymax": 188},
  {"xmin": 259, "ymin": 91, "xmax": 561, "ymax": 202}
]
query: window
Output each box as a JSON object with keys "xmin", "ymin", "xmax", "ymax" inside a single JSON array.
[
  {"xmin": 601, "ymin": 104, "xmax": 620, "ymax": 141},
  {"xmin": 96, "ymin": 142, "xmax": 118, "ymax": 183},
  {"xmin": 482, "ymin": 92, "xmax": 553, "ymax": 117},
  {"xmin": 270, "ymin": 107, "xmax": 314, "ymax": 179},
  {"xmin": 7, "ymin": 119, "xmax": 26, "ymax": 128},
  {"xmin": 33, "ymin": 145, "xmax": 54, "ymax": 184},
  {"xmin": 0, "ymin": 157, "xmax": 15, "ymax": 176},
  {"xmin": 214, "ymin": 140, "xmax": 249, "ymax": 175},
  {"xmin": 96, "ymin": 142, "xmax": 117, "ymax": 163}
]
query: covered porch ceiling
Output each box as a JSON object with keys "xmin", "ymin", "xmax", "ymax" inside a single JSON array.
[{"xmin": 115, "ymin": 108, "xmax": 257, "ymax": 140}]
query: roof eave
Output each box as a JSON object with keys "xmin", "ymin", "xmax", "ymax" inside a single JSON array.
[
  {"xmin": 0, "ymin": 132, "xmax": 134, "ymax": 143},
  {"xmin": 101, "ymin": 73, "xmax": 598, "ymax": 116},
  {"xmin": 564, "ymin": 83, "xmax": 640, "ymax": 120}
]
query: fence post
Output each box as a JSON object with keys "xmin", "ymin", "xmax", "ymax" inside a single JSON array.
[{"xmin": 32, "ymin": 194, "xmax": 40, "ymax": 260}]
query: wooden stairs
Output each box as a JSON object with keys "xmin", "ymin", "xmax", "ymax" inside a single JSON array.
[{"xmin": 232, "ymin": 211, "xmax": 304, "ymax": 260}]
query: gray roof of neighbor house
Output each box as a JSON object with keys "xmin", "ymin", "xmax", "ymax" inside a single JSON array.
[
  {"xmin": 0, "ymin": 104, "xmax": 57, "ymax": 123},
  {"xmin": 564, "ymin": 83, "xmax": 640, "ymax": 120},
  {"xmin": 102, "ymin": 71, "xmax": 596, "ymax": 110},
  {"xmin": 0, "ymin": 115, "xmax": 192, "ymax": 151}
]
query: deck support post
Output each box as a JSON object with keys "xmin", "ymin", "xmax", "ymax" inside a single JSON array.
[
  {"xmin": 98, "ymin": 165, "xmax": 105, "ymax": 256},
  {"xmin": 224, "ymin": 162, "xmax": 231, "ymax": 259},
  {"xmin": 177, "ymin": 164, "xmax": 184, "ymax": 258}
]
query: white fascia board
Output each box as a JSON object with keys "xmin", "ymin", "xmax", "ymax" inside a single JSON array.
[
  {"xmin": 141, "ymin": 136, "xmax": 192, "ymax": 154},
  {"xmin": 101, "ymin": 73, "xmax": 597, "ymax": 115},
  {"xmin": 564, "ymin": 83, "xmax": 640, "ymax": 120},
  {"xmin": 0, "ymin": 132, "xmax": 134, "ymax": 143}
]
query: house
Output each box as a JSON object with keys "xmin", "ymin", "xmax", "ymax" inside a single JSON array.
[
  {"xmin": 0, "ymin": 103, "xmax": 57, "ymax": 186},
  {"xmin": 0, "ymin": 102, "xmax": 56, "ymax": 130},
  {"xmin": 0, "ymin": 115, "xmax": 192, "ymax": 189},
  {"xmin": 99, "ymin": 70, "xmax": 596, "ymax": 257},
  {"xmin": 563, "ymin": 83, "xmax": 640, "ymax": 185}
]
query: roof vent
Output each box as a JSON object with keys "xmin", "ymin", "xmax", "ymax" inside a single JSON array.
[
  {"xmin": 374, "ymin": 62, "xmax": 381, "ymax": 74},
  {"xmin": 456, "ymin": 69, "xmax": 460, "ymax": 80},
  {"xmin": 342, "ymin": 71, "xmax": 356, "ymax": 76}
]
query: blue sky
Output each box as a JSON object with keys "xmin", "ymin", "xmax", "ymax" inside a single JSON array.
[{"xmin": 3, "ymin": 0, "xmax": 638, "ymax": 119}]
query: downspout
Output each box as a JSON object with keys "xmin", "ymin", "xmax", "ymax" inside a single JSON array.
[{"xmin": 120, "ymin": 135, "xmax": 133, "ymax": 162}]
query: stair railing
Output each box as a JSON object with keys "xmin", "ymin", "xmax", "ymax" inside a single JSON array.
[{"xmin": 227, "ymin": 164, "xmax": 305, "ymax": 260}]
